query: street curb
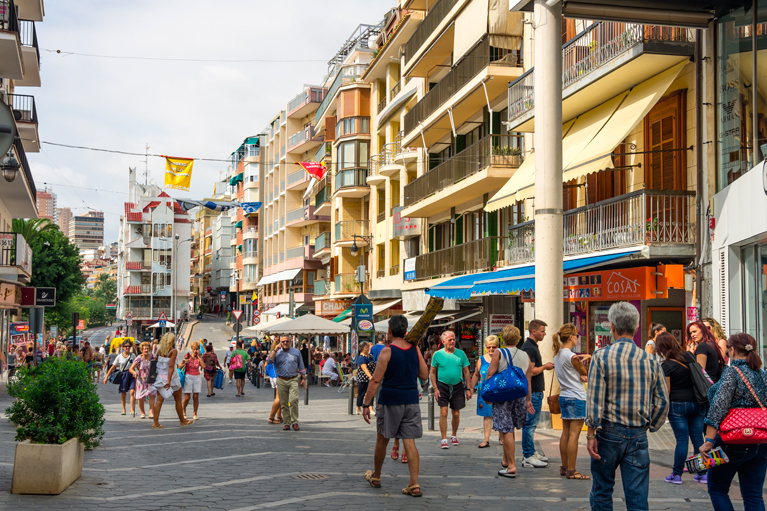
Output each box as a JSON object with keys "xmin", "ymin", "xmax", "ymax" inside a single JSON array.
[{"xmin": 182, "ymin": 321, "xmax": 200, "ymax": 350}]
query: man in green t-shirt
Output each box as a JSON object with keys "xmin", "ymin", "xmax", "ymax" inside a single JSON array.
[
  {"xmin": 230, "ymin": 340, "xmax": 251, "ymax": 397},
  {"xmin": 429, "ymin": 330, "xmax": 472, "ymax": 449}
]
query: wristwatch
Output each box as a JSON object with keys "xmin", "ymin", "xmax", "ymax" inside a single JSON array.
[{"xmin": 362, "ymin": 404, "xmax": 370, "ymax": 408}]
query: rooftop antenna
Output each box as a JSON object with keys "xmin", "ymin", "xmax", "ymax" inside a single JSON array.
[{"xmin": 139, "ymin": 143, "xmax": 150, "ymax": 185}]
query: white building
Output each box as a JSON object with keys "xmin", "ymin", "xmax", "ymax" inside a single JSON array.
[{"xmin": 116, "ymin": 168, "xmax": 191, "ymax": 335}]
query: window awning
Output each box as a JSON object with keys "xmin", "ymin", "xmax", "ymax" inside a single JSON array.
[
  {"xmin": 263, "ymin": 302, "xmax": 305, "ymax": 316},
  {"xmin": 426, "ymin": 247, "xmax": 641, "ymax": 299},
  {"xmin": 245, "ymin": 137, "xmax": 259, "ymax": 145},
  {"xmin": 255, "ymin": 267, "xmax": 303, "ymax": 287},
  {"xmin": 485, "ymin": 61, "xmax": 687, "ymax": 212},
  {"xmin": 333, "ymin": 308, "xmax": 352, "ymax": 322},
  {"xmin": 338, "ymin": 299, "xmax": 403, "ymax": 326},
  {"xmin": 237, "ymin": 244, "xmax": 243, "ymax": 251},
  {"xmin": 229, "ymin": 173, "xmax": 243, "ymax": 186},
  {"xmin": 234, "ymin": 220, "xmax": 243, "ymax": 229},
  {"xmin": 371, "ymin": 309, "xmax": 481, "ymax": 333}
]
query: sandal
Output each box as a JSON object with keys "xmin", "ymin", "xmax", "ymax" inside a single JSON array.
[
  {"xmin": 401, "ymin": 453, "xmax": 408, "ymax": 464},
  {"xmin": 193, "ymin": 415, "xmax": 199, "ymax": 420},
  {"xmin": 268, "ymin": 417, "xmax": 280, "ymax": 424},
  {"xmin": 566, "ymin": 470, "xmax": 591, "ymax": 480},
  {"xmin": 363, "ymin": 470, "xmax": 381, "ymax": 488},
  {"xmin": 560, "ymin": 466, "xmax": 567, "ymax": 477},
  {"xmin": 478, "ymin": 441, "xmax": 490, "ymax": 448},
  {"xmin": 140, "ymin": 414, "xmax": 146, "ymax": 419},
  {"xmin": 390, "ymin": 446, "xmax": 399, "ymax": 460},
  {"xmin": 402, "ymin": 484, "xmax": 422, "ymax": 497},
  {"xmin": 152, "ymin": 424, "xmax": 164, "ymax": 429},
  {"xmin": 180, "ymin": 420, "xmax": 194, "ymax": 427}
]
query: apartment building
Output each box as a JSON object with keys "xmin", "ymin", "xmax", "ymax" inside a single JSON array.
[
  {"xmin": 35, "ymin": 186, "xmax": 55, "ymax": 220},
  {"xmin": 116, "ymin": 168, "xmax": 191, "ymax": 334},
  {"xmin": 55, "ymin": 206, "xmax": 72, "ymax": 233},
  {"xmin": 69, "ymin": 211, "xmax": 105, "ymax": 252},
  {"xmin": 189, "ymin": 206, "xmax": 217, "ymax": 313}
]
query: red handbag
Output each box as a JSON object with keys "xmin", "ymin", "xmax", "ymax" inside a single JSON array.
[{"xmin": 719, "ymin": 366, "xmax": 767, "ymax": 445}]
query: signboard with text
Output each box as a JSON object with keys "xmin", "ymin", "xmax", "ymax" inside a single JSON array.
[
  {"xmin": 404, "ymin": 258, "xmax": 416, "ymax": 281},
  {"xmin": 35, "ymin": 287, "xmax": 56, "ymax": 307},
  {"xmin": 315, "ymin": 300, "xmax": 352, "ymax": 316},
  {"xmin": 354, "ymin": 303, "xmax": 374, "ymax": 336},
  {"xmin": 489, "ymin": 314, "xmax": 515, "ymax": 336}
]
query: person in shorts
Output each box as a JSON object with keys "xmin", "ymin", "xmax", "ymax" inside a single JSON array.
[
  {"xmin": 429, "ymin": 330, "xmax": 472, "ymax": 449},
  {"xmin": 230, "ymin": 340, "xmax": 250, "ymax": 397},
  {"xmin": 362, "ymin": 315, "xmax": 428, "ymax": 497},
  {"xmin": 179, "ymin": 340, "xmax": 205, "ymax": 420}
]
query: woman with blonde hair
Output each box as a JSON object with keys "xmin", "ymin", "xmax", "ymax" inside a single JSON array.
[
  {"xmin": 469, "ymin": 335, "xmax": 501, "ymax": 448},
  {"xmin": 552, "ymin": 323, "xmax": 590, "ymax": 480},
  {"xmin": 152, "ymin": 333, "xmax": 193, "ymax": 429},
  {"xmin": 702, "ymin": 317, "xmax": 728, "ymax": 362}
]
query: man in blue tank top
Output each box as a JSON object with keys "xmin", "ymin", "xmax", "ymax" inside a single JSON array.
[{"xmin": 362, "ymin": 315, "xmax": 428, "ymax": 497}]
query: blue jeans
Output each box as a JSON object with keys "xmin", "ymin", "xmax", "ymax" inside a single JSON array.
[
  {"xmin": 522, "ymin": 391, "xmax": 543, "ymax": 458},
  {"xmin": 708, "ymin": 440, "xmax": 767, "ymax": 511},
  {"xmin": 667, "ymin": 401, "xmax": 705, "ymax": 476},
  {"xmin": 590, "ymin": 423, "xmax": 650, "ymax": 511}
]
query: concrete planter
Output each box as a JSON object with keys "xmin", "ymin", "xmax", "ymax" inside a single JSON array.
[{"xmin": 11, "ymin": 437, "xmax": 84, "ymax": 494}]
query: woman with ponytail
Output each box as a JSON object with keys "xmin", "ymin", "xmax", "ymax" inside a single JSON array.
[
  {"xmin": 552, "ymin": 323, "xmax": 590, "ymax": 480},
  {"xmin": 646, "ymin": 323, "xmax": 666, "ymax": 358},
  {"xmin": 701, "ymin": 334, "xmax": 767, "ymax": 510}
]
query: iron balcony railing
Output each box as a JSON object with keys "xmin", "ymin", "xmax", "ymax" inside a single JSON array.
[
  {"xmin": 1, "ymin": 0, "xmax": 19, "ymax": 36},
  {"xmin": 18, "ymin": 20, "xmax": 39, "ymax": 67},
  {"xmin": 377, "ymin": 269, "xmax": 385, "ymax": 278},
  {"xmin": 390, "ymin": 264, "xmax": 400, "ymax": 276},
  {"xmin": 390, "ymin": 80, "xmax": 401, "ymax": 101},
  {"xmin": 287, "ymin": 208, "xmax": 305, "ymax": 223},
  {"xmin": 508, "ymin": 22, "xmax": 694, "ymax": 123},
  {"xmin": 410, "ymin": 237, "xmax": 503, "ymax": 281},
  {"xmin": 377, "ymin": 96, "xmax": 387, "ymax": 114},
  {"xmin": 335, "ymin": 220, "xmax": 369, "ymax": 241},
  {"xmin": 315, "ymin": 231, "xmax": 331, "ymax": 252},
  {"xmin": 334, "ymin": 169, "xmax": 368, "ymax": 191},
  {"xmin": 376, "ymin": 211, "xmax": 385, "ymax": 223},
  {"xmin": 506, "ymin": 190, "xmax": 696, "ymax": 264},
  {"xmin": 390, "ymin": 203, "xmax": 400, "ymax": 216},
  {"xmin": 315, "ymin": 64, "xmax": 368, "ymax": 124},
  {"xmin": 8, "ymin": 94, "xmax": 37, "ymax": 123},
  {"xmin": 12, "ymin": 136, "xmax": 34, "ymax": 198},
  {"xmin": 0, "ymin": 232, "xmax": 31, "ymax": 277},
  {"xmin": 286, "ymin": 246, "xmax": 305, "ymax": 260},
  {"xmin": 314, "ymin": 186, "xmax": 329, "ymax": 208},
  {"xmin": 403, "ymin": 0, "xmax": 457, "ymax": 65},
  {"xmin": 287, "ymin": 87, "xmax": 325, "ymax": 114},
  {"xmin": 404, "ymin": 134, "xmax": 523, "ymax": 207},
  {"xmin": 404, "ymin": 35, "xmax": 521, "ymax": 135}
]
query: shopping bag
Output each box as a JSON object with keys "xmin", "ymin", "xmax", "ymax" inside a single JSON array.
[{"xmin": 214, "ymin": 369, "xmax": 224, "ymax": 389}]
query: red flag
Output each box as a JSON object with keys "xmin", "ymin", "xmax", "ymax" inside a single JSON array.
[{"xmin": 297, "ymin": 161, "xmax": 327, "ymax": 180}]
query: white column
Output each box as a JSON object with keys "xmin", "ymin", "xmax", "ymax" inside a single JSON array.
[{"xmin": 533, "ymin": 0, "xmax": 563, "ymax": 393}]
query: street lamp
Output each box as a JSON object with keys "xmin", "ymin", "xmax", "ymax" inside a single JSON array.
[{"xmin": 173, "ymin": 234, "xmax": 193, "ymax": 334}]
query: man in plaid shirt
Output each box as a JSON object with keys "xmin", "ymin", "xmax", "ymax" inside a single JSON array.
[{"xmin": 586, "ymin": 302, "xmax": 669, "ymax": 511}]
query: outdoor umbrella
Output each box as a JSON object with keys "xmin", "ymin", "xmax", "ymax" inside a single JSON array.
[
  {"xmin": 265, "ymin": 313, "xmax": 349, "ymax": 336},
  {"xmin": 243, "ymin": 316, "xmax": 292, "ymax": 333}
]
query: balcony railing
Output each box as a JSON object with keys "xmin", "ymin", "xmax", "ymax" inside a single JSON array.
[
  {"xmin": 405, "ymin": 35, "xmax": 520, "ymax": 135},
  {"xmin": 287, "ymin": 169, "xmax": 308, "ymax": 186},
  {"xmin": 368, "ymin": 140, "xmax": 400, "ymax": 179},
  {"xmin": 377, "ymin": 96, "xmax": 387, "ymax": 114},
  {"xmin": 314, "ymin": 141, "xmax": 331, "ymax": 164},
  {"xmin": 287, "ymin": 87, "xmax": 325, "ymax": 114},
  {"xmin": 280, "ymin": 180, "xmax": 286, "ymax": 192},
  {"xmin": 508, "ymin": 22, "xmax": 694, "ymax": 123},
  {"xmin": 0, "ymin": 232, "xmax": 31, "ymax": 278},
  {"xmin": 8, "ymin": 94, "xmax": 37, "ymax": 123},
  {"xmin": 125, "ymin": 261, "xmax": 150, "ymax": 271},
  {"xmin": 124, "ymin": 307, "xmax": 171, "ymax": 319},
  {"xmin": 377, "ymin": 269, "xmax": 385, "ymax": 278},
  {"xmin": 376, "ymin": 212, "xmax": 386, "ymax": 223},
  {"xmin": 506, "ymin": 190, "xmax": 696, "ymax": 264},
  {"xmin": 390, "ymin": 80, "xmax": 401, "ymax": 101},
  {"xmin": 335, "ymin": 273, "xmax": 368, "ymax": 294},
  {"xmin": 334, "ymin": 169, "xmax": 368, "ymax": 191},
  {"xmin": 279, "ymin": 251, "xmax": 285, "ymax": 262},
  {"xmin": 315, "ymin": 64, "xmax": 369, "ymax": 124},
  {"xmin": 13, "ymin": 136, "xmax": 34, "ymax": 198},
  {"xmin": 288, "ymin": 125, "xmax": 322, "ymax": 150},
  {"xmin": 404, "ymin": 134, "xmax": 522, "ymax": 207},
  {"xmin": 18, "ymin": 20, "xmax": 39, "ymax": 67},
  {"xmin": 314, "ymin": 186, "xmax": 329, "ymax": 208},
  {"xmin": 280, "ymin": 216, "xmax": 285, "ymax": 227},
  {"xmin": 313, "ymin": 280, "xmax": 328, "ymax": 296},
  {"xmin": 390, "ymin": 264, "xmax": 400, "ymax": 276},
  {"xmin": 315, "ymin": 231, "xmax": 331, "ymax": 252},
  {"xmin": 403, "ymin": 0, "xmax": 457, "ymax": 65},
  {"xmin": 243, "ymin": 251, "xmax": 257, "ymax": 259},
  {"xmin": 287, "ymin": 208, "xmax": 305, "ymax": 223},
  {"xmin": 1, "ymin": 0, "xmax": 19, "ymax": 37},
  {"xmin": 335, "ymin": 220, "xmax": 369, "ymax": 241},
  {"xmin": 274, "ymin": 220, "xmax": 279, "ymax": 231},
  {"xmin": 124, "ymin": 285, "xmax": 152, "ymax": 295},
  {"xmin": 410, "ymin": 237, "xmax": 503, "ymax": 281},
  {"xmin": 286, "ymin": 246, "xmax": 305, "ymax": 260}
]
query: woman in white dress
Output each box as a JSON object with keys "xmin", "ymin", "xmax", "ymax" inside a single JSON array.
[{"xmin": 152, "ymin": 333, "xmax": 194, "ymax": 429}]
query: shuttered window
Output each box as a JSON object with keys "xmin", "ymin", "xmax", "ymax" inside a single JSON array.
[{"xmin": 644, "ymin": 90, "xmax": 687, "ymax": 191}]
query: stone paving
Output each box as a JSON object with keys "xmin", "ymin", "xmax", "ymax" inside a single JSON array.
[{"xmin": 0, "ymin": 317, "xmax": 752, "ymax": 509}]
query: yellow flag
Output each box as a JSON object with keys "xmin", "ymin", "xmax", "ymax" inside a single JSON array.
[{"xmin": 164, "ymin": 156, "xmax": 194, "ymax": 191}]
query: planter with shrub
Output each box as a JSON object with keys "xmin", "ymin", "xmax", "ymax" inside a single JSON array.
[{"xmin": 6, "ymin": 357, "xmax": 105, "ymax": 494}]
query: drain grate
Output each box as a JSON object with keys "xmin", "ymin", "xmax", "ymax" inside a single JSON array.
[{"xmin": 292, "ymin": 474, "xmax": 328, "ymax": 481}]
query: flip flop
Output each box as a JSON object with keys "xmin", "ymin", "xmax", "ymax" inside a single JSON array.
[
  {"xmin": 364, "ymin": 470, "xmax": 381, "ymax": 488},
  {"xmin": 180, "ymin": 420, "xmax": 194, "ymax": 427},
  {"xmin": 478, "ymin": 442, "xmax": 490, "ymax": 448},
  {"xmin": 402, "ymin": 484, "xmax": 422, "ymax": 497},
  {"xmin": 152, "ymin": 424, "xmax": 164, "ymax": 429}
]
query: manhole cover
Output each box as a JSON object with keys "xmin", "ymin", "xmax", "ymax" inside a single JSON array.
[{"xmin": 292, "ymin": 474, "xmax": 328, "ymax": 481}]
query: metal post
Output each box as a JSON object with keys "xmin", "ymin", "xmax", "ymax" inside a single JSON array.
[
  {"xmin": 304, "ymin": 378, "xmax": 309, "ymax": 405},
  {"xmin": 533, "ymin": 0, "xmax": 563, "ymax": 411},
  {"xmin": 348, "ymin": 379, "xmax": 354, "ymax": 415},
  {"xmin": 428, "ymin": 385, "xmax": 435, "ymax": 430},
  {"xmin": 235, "ymin": 273, "xmax": 240, "ymax": 348}
]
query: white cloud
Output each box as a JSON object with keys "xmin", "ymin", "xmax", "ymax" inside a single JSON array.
[{"xmin": 26, "ymin": 0, "xmax": 394, "ymax": 241}]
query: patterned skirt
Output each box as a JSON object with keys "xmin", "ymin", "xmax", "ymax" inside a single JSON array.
[{"xmin": 491, "ymin": 397, "xmax": 527, "ymax": 433}]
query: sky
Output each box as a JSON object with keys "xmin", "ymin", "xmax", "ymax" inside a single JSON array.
[{"xmin": 28, "ymin": 0, "xmax": 394, "ymax": 243}]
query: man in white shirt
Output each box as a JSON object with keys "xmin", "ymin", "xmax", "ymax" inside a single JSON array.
[
  {"xmin": 322, "ymin": 354, "xmax": 339, "ymax": 386},
  {"xmin": 224, "ymin": 346, "xmax": 235, "ymax": 384}
]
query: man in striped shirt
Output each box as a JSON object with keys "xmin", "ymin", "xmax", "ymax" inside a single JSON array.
[{"xmin": 586, "ymin": 302, "xmax": 669, "ymax": 511}]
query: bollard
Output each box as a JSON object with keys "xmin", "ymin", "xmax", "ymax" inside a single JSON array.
[
  {"xmin": 348, "ymin": 380, "xmax": 355, "ymax": 415},
  {"xmin": 304, "ymin": 377, "xmax": 309, "ymax": 405},
  {"xmin": 428, "ymin": 386, "xmax": 435, "ymax": 431}
]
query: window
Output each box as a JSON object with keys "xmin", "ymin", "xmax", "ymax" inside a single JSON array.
[
  {"xmin": 340, "ymin": 142, "xmax": 356, "ymax": 169},
  {"xmin": 643, "ymin": 91, "xmax": 686, "ymax": 191}
]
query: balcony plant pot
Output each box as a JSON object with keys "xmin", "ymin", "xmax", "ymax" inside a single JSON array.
[{"xmin": 11, "ymin": 438, "xmax": 84, "ymax": 495}]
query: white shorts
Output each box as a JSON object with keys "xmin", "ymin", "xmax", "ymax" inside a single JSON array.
[
  {"xmin": 323, "ymin": 371, "xmax": 339, "ymax": 381},
  {"xmin": 269, "ymin": 376, "xmax": 277, "ymax": 389},
  {"xmin": 183, "ymin": 373, "xmax": 202, "ymax": 394}
]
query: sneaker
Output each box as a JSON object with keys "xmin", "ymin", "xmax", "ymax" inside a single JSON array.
[
  {"xmin": 533, "ymin": 452, "xmax": 549, "ymax": 462},
  {"xmin": 522, "ymin": 456, "xmax": 548, "ymax": 468},
  {"xmin": 451, "ymin": 436, "xmax": 459, "ymax": 446},
  {"xmin": 440, "ymin": 439, "xmax": 449, "ymax": 449},
  {"xmin": 693, "ymin": 474, "xmax": 707, "ymax": 484},
  {"xmin": 228, "ymin": 380, "xmax": 233, "ymax": 384},
  {"xmin": 665, "ymin": 474, "xmax": 682, "ymax": 485}
]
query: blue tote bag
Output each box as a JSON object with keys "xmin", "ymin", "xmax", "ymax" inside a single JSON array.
[{"xmin": 480, "ymin": 348, "xmax": 528, "ymax": 403}]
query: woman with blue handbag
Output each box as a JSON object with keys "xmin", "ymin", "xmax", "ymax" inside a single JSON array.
[{"xmin": 484, "ymin": 325, "xmax": 534, "ymax": 478}]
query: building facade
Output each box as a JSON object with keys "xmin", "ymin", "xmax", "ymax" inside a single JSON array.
[
  {"xmin": 69, "ymin": 211, "xmax": 105, "ymax": 252},
  {"xmin": 55, "ymin": 206, "xmax": 72, "ymax": 233},
  {"xmin": 35, "ymin": 187, "xmax": 55, "ymax": 220}
]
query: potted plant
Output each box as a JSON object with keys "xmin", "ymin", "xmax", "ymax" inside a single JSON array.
[{"xmin": 6, "ymin": 357, "xmax": 105, "ymax": 494}]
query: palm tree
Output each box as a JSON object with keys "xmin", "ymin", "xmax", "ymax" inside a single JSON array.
[{"xmin": 12, "ymin": 218, "xmax": 59, "ymax": 245}]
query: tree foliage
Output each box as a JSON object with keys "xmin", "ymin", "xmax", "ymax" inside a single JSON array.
[
  {"xmin": 12, "ymin": 218, "xmax": 58, "ymax": 246},
  {"xmin": 93, "ymin": 273, "xmax": 117, "ymax": 305}
]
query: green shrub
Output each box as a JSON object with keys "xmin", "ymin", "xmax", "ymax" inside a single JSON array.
[{"xmin": 5, "ymin": 357, "xmax": 105, "ymax": 449}]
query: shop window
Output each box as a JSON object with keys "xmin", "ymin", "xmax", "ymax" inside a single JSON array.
[{"xmin": 644, "ymin": 91, "xmax": 686, "ymax": 191}]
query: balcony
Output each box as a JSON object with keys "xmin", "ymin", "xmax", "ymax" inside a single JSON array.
[
  {"xmin": 314, "ymin": 141, "xmax": 332, "ymax": 164},
  {"xmin": 409, "ymin": 237, "xmax": 504, "ymax": 282},
  {"xmin": 0, "ymin": 1, "xmax": 23, "ymax": 80},
  {"xmin": 286, "ymin": 204, "xmax": 330, "ymax": 228},
  {"xmin": 287, "ymin": 124, "xmax": 324, "ymax": 154},
  {"xmin": 403, "ymin": 134, "xmax": 522, "ymax": 218},
  {"xmin": 403, "ymin": 35, "xmax": 523, "ymax": 146},
  {"xmin": 376, "ymin": 211, "xmax": 385, "ymax": 224},
  {"xmin": 390, "ymin": 264, "xmax": 400, "ymax": 276},
  {"xmin": 335, "ymin": 220, "xmax": 369, "ymax": 246},
  {"xmin": 314, "ymin": 184, "xmax": 330, "ymax": 216},
  {"xmin": 9, "ymin": 93, "xmax": 38, "ymax": 152},
  {"xmin": 377, "ymin": 96, "xmax": 387, "ymax": 115},
  {"xmin": 368, "ymin": 140, "xmax": 400, "ymax": 185},
  {"xmin": 125, "ymin": 261, "xmax": 150, "ymax": 271},
  {"xmin": 507, "ymin": 22, "xmax": 694, "ymax": 132},
  {"xmin": 335, "ymin": 273, "xmax": 369, "ymax": 295},
  {"xmin": 286, "ymin": 245, "xmax": 313, "ymax": 261},
  {"xmin": 505, "ymin": 190, "xmax": 696, "ymax": 265},
  {"xmin": 287, "ymin": 87, "xmax": 325, "ymax": 118},
  {"xmin": 243, "ymin": 250, "xmax": 258, "ymax": 261},
  {"xmin": 0, "ymin": 137, "xmax": 36, "ymax": 218},
  {"xmin": 124, "ymin": 285, "xmax": 152, "ymax": 295},
  {"xmin": 123, "ymin": 307, "xmax": 172, "ymax": 320},
  {"xmin": 334, "ymin": 169, "xmax": 369, "ymax": 198},
  {"xmin": 287, "ymin": 169, "xmax": 310, "ymax": 190},
  {"xmin": 314, "ymin": 231, "xmax": 331, "ymax": 256},
  {"xmin": 243, "ymin": 227, "xmax": 258, "ymax": 240},
  {"xmin": 315, "ymin": 64, "xmax": 369, "ymax": 125},
  {"xmin": 16, "ymin": 20, "xmax": 39, "ymax": 87},
  {"xmin": 403, "ymin": 0, "xmax": 457, "ymax": 69},
  {"xmin": 313, "ymin": 279, "xmax": 328, "ymax": 296},
  {"xmin": 0, "ymin": 232, "xmax": 32, "ymax": 281}
]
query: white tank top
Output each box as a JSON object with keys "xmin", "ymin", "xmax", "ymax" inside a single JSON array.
[{"xmin": 553, "ymin": 348, "xmax": 587, "ymax": 400}]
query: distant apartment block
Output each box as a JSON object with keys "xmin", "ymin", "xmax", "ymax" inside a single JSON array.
[{"xmin": 69, "ymin": 211, "xmax": 105, "ymax": 251}]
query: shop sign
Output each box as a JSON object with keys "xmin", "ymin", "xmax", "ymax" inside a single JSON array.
[
  {"xmin": 239, "ymin": 295, "xmax": 251, "ymax": 305},
  {"xmin": 315, "ymin": 300, "xmax": 351, "ymax": 316},
  {"xmin": 687, "ymin": 306, "xmax": 698, "ymax": 323},
  {"xmin": 489, "ymin": 314, "xmax": 515, "ymax": 335},
  {"xmin": 354, "ymin": 304, "xmax": 374, "ymax": 334},
  {"xmin": 404, "ymin": 257, "xmax": 416, "ymax": 281},
  {"xmin": 392, "ymin": 206, "xmax": 420, "ymax": 238},
  {"xmin": 563, "ymin": 267, "xmax": 667, "ymax": 302},
  {"xmin": 35, "ymin": 287, "xmax": 56, "ymax": 307},
  {"xmin": 0, "ymin": 282, "xmax": 21, "ymax": 308}
]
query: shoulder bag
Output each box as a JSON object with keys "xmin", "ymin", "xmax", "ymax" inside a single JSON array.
[
  {"xmin": 110, "ymin": 356, "xmax": 133, "ymax": 385},
  {"xmin": 146, "ymin": 359, "xmax": 158, "ymax": 385},
  {"xmin": 480, "ymin": 348, "xmax": 529, "ymax": 403},
  {"xmin": 719, "ymin": 366, "xmax": 767, "ymax": 444},
  {"xmin": 547, "ymin": 371, "xmax": 561, "ymax": 415},
  {"xmin": 670, "ymin": 353, "xmax": 712, "ymax": 406},
  {"xmin": 230, "ymin": 353, "xmax": 243, "ymax": 370}
]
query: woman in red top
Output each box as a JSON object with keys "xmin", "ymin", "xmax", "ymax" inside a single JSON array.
[{"xmin": 179, "ymin": 341, "xmax": 204, "ymax": 420}]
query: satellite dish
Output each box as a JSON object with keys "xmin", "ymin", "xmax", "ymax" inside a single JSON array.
[
  {"xmin": 149, "ymin": 178, "xmax": 156, "ymax": 186},
  {"xmin": 0, "ymin": 100, "xmax": 17, "ymax": 156},
  {"xmin": 367, "ymin": 36, "xmax": 378, "ymax": 50}
]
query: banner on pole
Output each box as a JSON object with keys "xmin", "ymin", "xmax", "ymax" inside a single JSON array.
[{"xmin": 164, "ymin": 156, "xmax": 194, "ymax": 191}]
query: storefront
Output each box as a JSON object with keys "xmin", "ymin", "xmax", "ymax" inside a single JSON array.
[
  {"xmin": 713, "ymin": 161, "xmax": 767, "ymax": 360},
  {"xmin": 0, "ymin": 279, "xmax": 22, "ymax": 359}
]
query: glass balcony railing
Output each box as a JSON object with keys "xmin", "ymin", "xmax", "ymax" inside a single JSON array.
[
  {"xmin": 315, "ymin": 231, "xmax": 331, "ymax": 252},
  {"xmin": 315, "ymin": 64, "xmax": 369, "ymax": 124},
  {"xmin": 335, "ymin": 220, "xmax": 369, "ymax": 241},
  {"xmin": 313, "ymin": 279, "xmax": 328, "ymax": 296},
  {"xmin": 334, "ymin": 169, "xmax": 368, "ymax": 191}
]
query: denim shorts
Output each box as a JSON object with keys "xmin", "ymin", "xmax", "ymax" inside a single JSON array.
[{"xmin": 559, "ymin": 397, "xmax": 586, "ymax": 420}]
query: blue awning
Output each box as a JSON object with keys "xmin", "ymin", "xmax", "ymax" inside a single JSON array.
[{"xmin": 426, "ymin": 248, "xmax": 641, "ymax": 300}]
